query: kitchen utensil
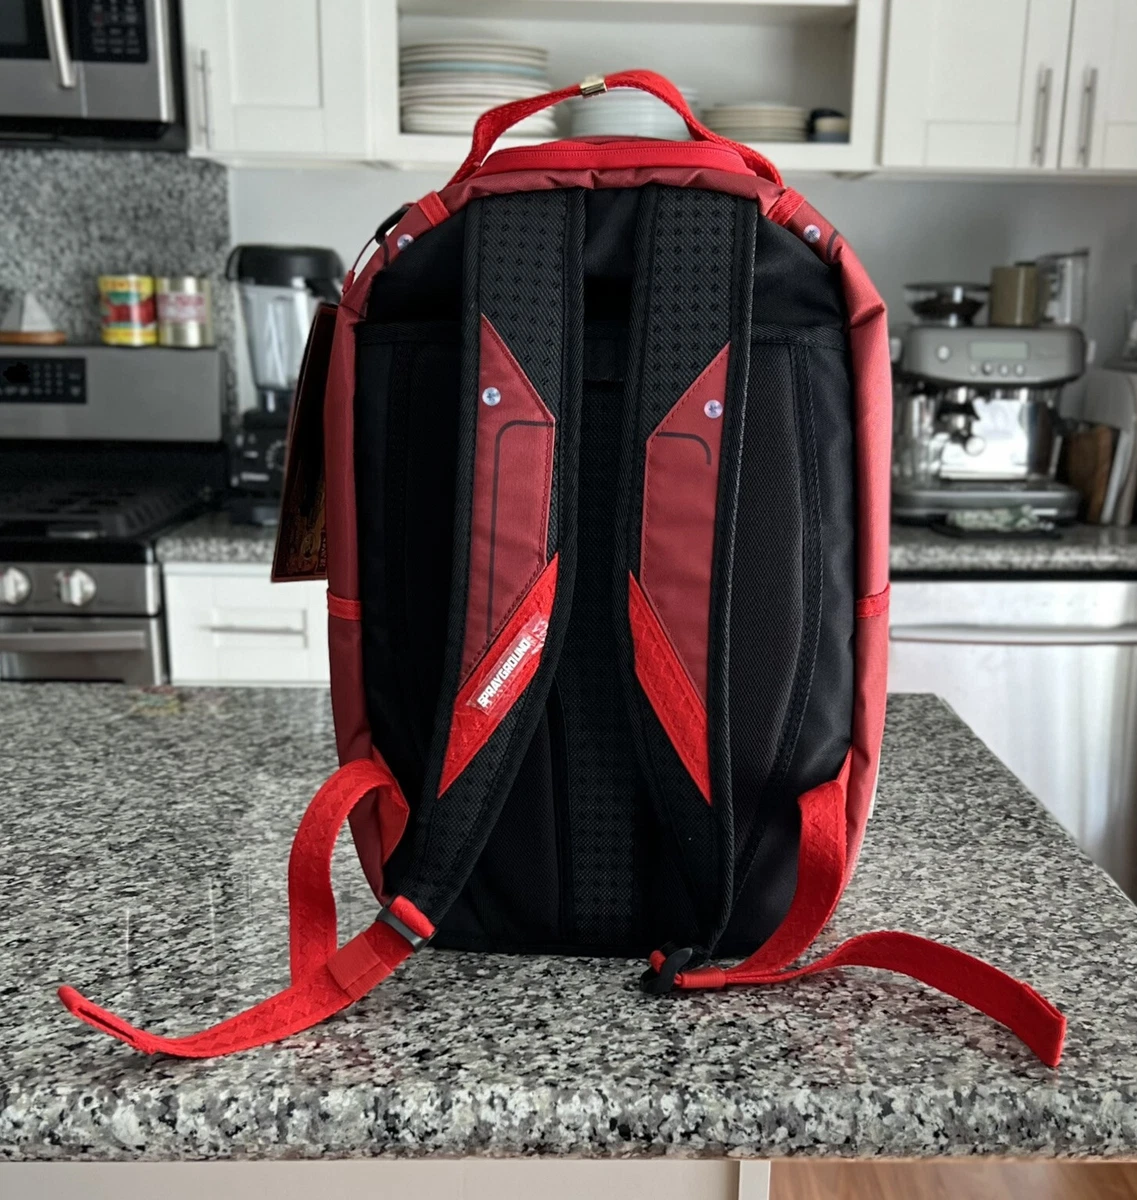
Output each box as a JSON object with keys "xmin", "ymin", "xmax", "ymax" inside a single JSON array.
[
  {"xmin": 1037, "ymin": 249, "xmax": 1089, "ymax": 327},
  {"xmin": 989, "ymin": 263, "xmax": 1040, "ymax": 328},
  {"xmin": 0, "ymin": 292, "xmax": 65, "ymax": 345},
  {"xmin": 904, "ymin": 282, "xmax": 989, "ymax": 327},
  {"xmin": 98, "ymin": 274, "xmax": 157, "ymax": 347},
  {"xmin": 155, "ymin": 276, "xmax": 214, "ymax": 348}
]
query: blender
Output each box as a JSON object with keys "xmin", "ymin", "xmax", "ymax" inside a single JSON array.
[{"xmin": 225, "ymin": 245, "xmax": 343, "ymax": 524}]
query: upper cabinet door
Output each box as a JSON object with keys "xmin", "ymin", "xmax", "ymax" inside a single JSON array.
[
  {"xmin": 882, "ymin": 0, "xmax": 1073, "ymax": 169},
  {"xmin": 182, "ymin": 0, "xmax": 370, "ymax": 159},
  {"xmin": 1059, "ymin": 0, "xmax": 1137, "ymax": 170}
]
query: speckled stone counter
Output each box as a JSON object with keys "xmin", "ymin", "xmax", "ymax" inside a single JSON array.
[
  {"xmin": 891, "ymin": 522, "xmax": 1137, "ymax": 575},
  {"xmin": 1, "ymin": 687, "xmax": 1135, "ymax": 1162},
  {"xmin": 156, "ymin": 512, "xmax": 276, "ymax": 565}
]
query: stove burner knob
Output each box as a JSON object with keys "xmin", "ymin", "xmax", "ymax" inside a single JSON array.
[
  {"xmin": 56, "ymin": 568, "xmax": 97, "ymax": 608},
  {"xmin": 0, "ymin": 567, "xmax": 31, "ymax": 606}
]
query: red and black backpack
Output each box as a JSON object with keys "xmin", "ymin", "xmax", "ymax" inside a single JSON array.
[{"xmin": 60, "ymin": 72, "xmax": 1066, "ymax": 1066}]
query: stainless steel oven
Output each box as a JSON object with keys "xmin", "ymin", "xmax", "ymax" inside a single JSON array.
[
  {"xmin": 0, "ymin": 0, "xmax": 179, "ymax": 142},
  {"xmin": 0, "ymin": 345, "xmax": 226, "ymax": 685}
]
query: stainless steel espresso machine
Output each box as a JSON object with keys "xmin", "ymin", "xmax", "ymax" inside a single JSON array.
[{"xmin": 892, "ymin": 285, "xmax": 1085, "ymax": 523}]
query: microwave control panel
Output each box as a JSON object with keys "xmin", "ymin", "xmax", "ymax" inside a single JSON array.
[{"xmin": 75, "ymin": 1, "xmax": 149, "ymax": 64}]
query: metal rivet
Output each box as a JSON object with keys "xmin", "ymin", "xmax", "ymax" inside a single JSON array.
[
  {"xmin": 803, "ymin": 224, "xmax": 821, "ymax": 244},
  {"xmin": 482, "ymin": 386, "xmax": 501, "ymax": 406},
  {"xmin": 704, "ymin": 399, "xmax": 723, "ymax": 419},
  {"xmin": 396, "ymin": 233, "xmax": 414, "ymax": 250}
]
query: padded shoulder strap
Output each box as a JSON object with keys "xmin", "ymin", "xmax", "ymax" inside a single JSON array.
[
  {"xmin": 614, "ymin": 184, "xmax": 757, "ymax": 954},
  {"xmin": 395, "ymin": 188, "xmax": 586, "ymax": 925}
]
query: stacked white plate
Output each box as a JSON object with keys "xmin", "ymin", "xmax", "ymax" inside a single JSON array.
[
  {"xmin": 703, "ymin": 103, "xmax": 809, "ymax": 143},
  {"xmin": 567, "ymin": 86, "xmax": 700, "ymax": 140},
  {"xmin": 400, "ymin": 39, "xmax": 555, "ymax": 137}
]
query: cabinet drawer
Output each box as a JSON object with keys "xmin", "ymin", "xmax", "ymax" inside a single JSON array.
[{"xmin": 165, "ymin": 566, "xmax": 329, "ymax": 685}]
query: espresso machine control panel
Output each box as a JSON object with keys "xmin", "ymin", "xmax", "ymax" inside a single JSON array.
[{"xmin": 898, "ymin": 325, "xmax": 1085, "ymax": 387}]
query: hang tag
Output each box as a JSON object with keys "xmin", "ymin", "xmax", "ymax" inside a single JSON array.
[{"xmin": 272, "ymin": 302, "xmax": 336, "ymax": 582}]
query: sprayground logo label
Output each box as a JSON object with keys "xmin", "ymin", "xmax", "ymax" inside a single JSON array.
[{"xmin": 469, "ymin": 615, "xmax": 549, "ymax": 713}]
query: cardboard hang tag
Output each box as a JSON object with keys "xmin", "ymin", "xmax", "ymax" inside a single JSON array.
[{"xmin": 271, "ymin": 301, "xmax": 336, "ymax": 583}]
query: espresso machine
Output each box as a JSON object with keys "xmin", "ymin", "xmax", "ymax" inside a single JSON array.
[{"xmin": 892, "ymin": 284, "xmax": 1085, "ymax": 523}]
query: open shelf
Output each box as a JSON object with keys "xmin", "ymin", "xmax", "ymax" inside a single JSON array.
[{"xmin": 371, "ymin": 0, "xmax": 884, "ymax": 173}]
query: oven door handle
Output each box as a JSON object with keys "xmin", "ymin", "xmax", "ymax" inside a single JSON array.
[
  {"xmin": 0, "ymin": 630, "xmax": 148, "ymax": 653},
  {"xmin": 41, "ymin": 0, "xmax": 77, "ymax": 90},
  {"xmin": 891, "ymin": 624, "xmax": 1137, "ymax": 647}
]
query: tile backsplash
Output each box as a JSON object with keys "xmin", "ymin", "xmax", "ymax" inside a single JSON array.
[{"xmin": 0, "ymin": 149, "xmax": 234, "ymax": 402}]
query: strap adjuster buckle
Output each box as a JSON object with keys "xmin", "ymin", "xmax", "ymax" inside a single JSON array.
[
  {"xmin": 580, "ymin": 74, "xmax": 607, "ymax": 97},
  {"xmin": 640, "ymin": 943, "xmax": 694, "ymax": 994},
  {"xmin": 376, "ymin": 905, "xmax": 430, "ymax": 952}
]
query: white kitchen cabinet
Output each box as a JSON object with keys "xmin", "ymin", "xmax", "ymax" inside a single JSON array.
[
  {"xmin": 1058, "ymin": 0, "xmax": 1137, "ymax": 170},
  {"xmin": 881, "ymin": 0, "xmax": 1073, "ymax": 170},
  {"xmin": 181, "ymin": 0, "xmax": 372, "ymax": 161},
  {"xmin": 164, "ymin": 563, "xmax": 329, "ymax": 686}
]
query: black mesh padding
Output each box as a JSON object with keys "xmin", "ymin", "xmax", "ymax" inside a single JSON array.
[
  {"xmin": 353, "ymin": 185, "xmax": 857, "ymax": 958},
  {"xmin": 393, "ymin": 191, "xmax": 584, "ymax": 922},
  {"xmin": 636, "ymin": 187, "xmax": 736, "ymax": 438},
  {"xmin": 556, "ymin": 377, "xmax": 643, "ymax": 946},
  {"xmin": 478, "ymin": 191, "xmax": 570, "ymax": 409}
]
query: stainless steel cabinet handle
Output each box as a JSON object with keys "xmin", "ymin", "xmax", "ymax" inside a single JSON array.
[
  {"xmin": 196, "ymin": 48, "xmax": 213, "ymax": 149},
  {"xmin": 1031, "ymin": 66, "xmax": 1052, "ymax": 166},
  {"xmin": 41, "ymin": 0, "xmax": 76, "ymax": 89},
  {"xmin": 205, "ymin": 624, "xmax": 305, "ymax": 637},
  {"xmin": 0, "ymin": 630, "xmax": 147, "ymax": 653},
  {"xmin": 1077, "ymin": 66, "xmax": 1099, "ymax": 168},
  {"xmin": 891, "ymin": 624, "xmax": 1137, "ymax": 646}
]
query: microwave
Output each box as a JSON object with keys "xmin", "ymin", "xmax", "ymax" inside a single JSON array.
[{"xmin": 0, "ymin": 0, "xmax": 184, "ymax": 147}]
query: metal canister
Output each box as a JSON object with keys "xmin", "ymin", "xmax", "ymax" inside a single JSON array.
[
  {"xmin": 98, "ymin": 274, "xmax": 157, "ymax": 346},
  {"xmin": 155, "ymin": 275, "xmax": 215, "ymax": 347}
]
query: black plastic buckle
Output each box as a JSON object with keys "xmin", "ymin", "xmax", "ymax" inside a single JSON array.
[
  {"xmin": 639, "ymin": 943, "xmax": 694, "ymax": 995},
  {"xmin": 376, "ymin": 905, "xmax": 430, "ymax": 952}
]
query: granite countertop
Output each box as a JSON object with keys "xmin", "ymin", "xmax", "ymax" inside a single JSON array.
[
  {"xmin": 158, "ymin": 512, "xmax": 1137, "ymax": 576},
  {"xmin": 890, "ymin": 522, "xmax": 1137, "ymax": 575},
  {"xmin": 2, "ymin": 687, "xmax": 1136, "ymax": 1162},
  {"xmin": 156, "ymin": 511, "xmax": 276, "ymax": 565}
]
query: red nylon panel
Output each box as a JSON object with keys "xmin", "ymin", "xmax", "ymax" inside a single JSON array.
[
  {"xmin": 640, "ymin": 343, "xmax": 729, "ymax": 703},
  {"xmin": 473, "ymin": 138, "xmax": 752, "ymax": 178},
  {"xmin": 628, "ymin": 572, "xmax": 711, "ymax": 803},
  {"xmin": 461, "ymin": 316, "xmax": 556, "ymax": 679},
  {"xmin": 440, "ymin": 555, "xmax": 559, "ymax": 796}
]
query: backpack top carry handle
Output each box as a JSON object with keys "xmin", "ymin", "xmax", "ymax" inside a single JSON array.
[{"xmin": 449, "ymin": 68, "xmax": 784, "ymax": 187}]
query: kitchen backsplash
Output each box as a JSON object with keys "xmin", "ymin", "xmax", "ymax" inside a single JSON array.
[{"xmin": 0, "ymin": 148, "xmax": 234, "ymax": 403}]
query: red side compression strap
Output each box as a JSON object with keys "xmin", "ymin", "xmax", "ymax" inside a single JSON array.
[
  {"xmin": 648, "ymin": 767, "xmax": 1067, "ymax": 1068},
  {"xmin": 58, "ymin": 759, "xmax": 433, "ymax": 1058}
]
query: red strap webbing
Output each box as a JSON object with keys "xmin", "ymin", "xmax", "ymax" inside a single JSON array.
[
  {"xmin": 58, "ymin": 758, "xmax": 432, "ymax": 1058},
  {"xmin": 648, "ymin": 764, "xmax": 1067, "ymax": 1067}
]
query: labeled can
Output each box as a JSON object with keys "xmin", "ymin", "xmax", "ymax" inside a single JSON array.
[
  {"xmin": 155, "ymin": 275, "xmax": 215, "ymax": 347},
  {"xmin": 98, "ymin": 274, "xmax": 157, "ymax": 346}
]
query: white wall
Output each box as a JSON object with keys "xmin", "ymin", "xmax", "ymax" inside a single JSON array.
[{"xmin": 230, "ymin": 166, "xmax": 1137, "ymax": 362}]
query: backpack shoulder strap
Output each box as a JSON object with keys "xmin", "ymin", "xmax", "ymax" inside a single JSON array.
[
  {"xmin": 613, "ymin": 183, "xmax": 758, "ymax": 955},
  {"xmin": 392, "ymin": 186, "xmax": 585, "ymax": 923},
  {"xmin": 59, "ymin": 187, "xmax": 587, "ymax": 1058}
]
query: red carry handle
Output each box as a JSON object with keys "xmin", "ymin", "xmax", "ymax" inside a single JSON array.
[{"xmin": 448, "ymin": 68, "xmax": 783, "ymax": 188}]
